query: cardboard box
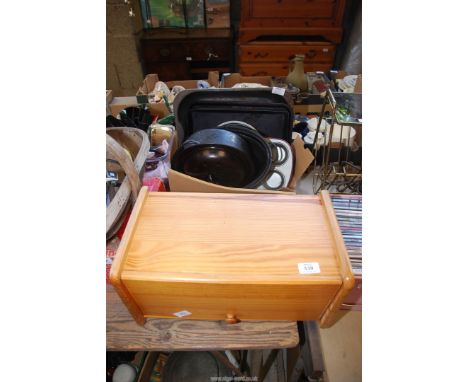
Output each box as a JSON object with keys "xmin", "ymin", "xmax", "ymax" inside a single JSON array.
[
  {"xmin": 106, "ymin": 89, "xmax": 113, "ymax": 104},
  {"xmin": 136, "ymin": 71, "xmax": 220, "ymax": 96},
  {"xmin": 168, "ymin": 135, "xmax": 314, "ymax": 194},
  {"xmin": 293, "ymin": 101, "xmax": 333, "ymax": 115},
  {"xmin": 108, "ymin": 95, "xmax": 171, "ymax": 119},
  {"xmin": 220, "ymin": 74, "xmax": 332, "ymax": 114},
  {"xmin": 106, "ymin": 90, "xmax": 113, "ymax": 115},
  {"xmin": 333, "ymin": 71, "xmax": 362, "ymax": 93},
  {"xmin": 222, "ymin": 73, "xmax": 272, "ymax": 88}
]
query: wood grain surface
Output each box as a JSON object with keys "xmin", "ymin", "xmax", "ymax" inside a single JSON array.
[
  {"xmin": 107, "ymin": 285, "xmax": 299, "ymax": 351},
  {"xmin": 122, "ymin": 193, "xmax": 341, "ymax": 281},
  {"xmin": 238, "ymin": 27, "xmax": 343, "ymax": 45},
  {"xmin": 319, "ymin": 191, "xmax": 355, "ymax": 328},
  {"xmin": 240, "ymin": 0, "xmax": 346, "ymax": 28},
  {"xmin": 109, "ymin": 187, "xmax": 149, "ymax": 325},
  {"xmin": 111, "ymin": 192, "xmax": 352, "ymax": 324},
  {"xmin": 239, "ymin": 62, "xmax": 332, "ymax": 77},
  {"xmin": 126, "ymin": 280, "xmax": 340, "ymax": 321},
  {"xmin": 239, "ymin": 43, "xmax": 336, "ymax": 64}
]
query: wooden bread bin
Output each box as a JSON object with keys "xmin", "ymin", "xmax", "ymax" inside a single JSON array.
[{"xmin": 110, "ymin": 189, "xmax": 354, "ymax": 328}]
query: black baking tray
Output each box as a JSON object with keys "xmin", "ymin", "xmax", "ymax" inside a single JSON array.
[{"xmin": 173, "ymin": 88, "xmax": 294, "ymax": 145}]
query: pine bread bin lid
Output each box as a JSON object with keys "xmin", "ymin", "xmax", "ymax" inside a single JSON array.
[{"xmin": 110, "ymin": 188, "xmax": 354, "ymax": 328}]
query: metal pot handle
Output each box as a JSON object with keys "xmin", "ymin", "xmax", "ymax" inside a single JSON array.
[
  {"xmin": 217, "ymin": 120, "xmax": 256, "ymax": 131},
  {"xmin": 182, "ymin": 139, "xmax": 200, "ymax": 148}
]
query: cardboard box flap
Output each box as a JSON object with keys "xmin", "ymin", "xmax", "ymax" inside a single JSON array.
[
  {"xmin": 168, "ymin": 136, "xmax": 314, "ymax": 194},
  {"xmin": 166, "ymin": 72, "xmax": 219, "ymax": 89},
  {"xmin": 289, "ymin": 136, "xmax": 314, "ymax": 189},
  {"xmin": 208, "ymin": 71, "xmax": 220, "ymax": 87},
  {"xmin": 168, "ymin": 169, "xmax": 290, "ymax": 194},
  {"xmin": 333, "ymin": 71, "xmax": 362, "ymax": 93},
  {"xmin": 137, "ymin": 74, "xmax": 160, "ymax": 95},
  {"xmin": 109, "ymin": 96, "xmax": 170, "ymax": 118},
  {"xmin": 166, "ymin": 80, "xmax": 198, "ymax": 89},
  {"xmin": 354, "ymin": 75, "xmax": 362, "ymax": 93},
  {"xmin": 223, "ymin": 73, "xmax": 272, "ymax": 87},
  {"xmin": 106, "ymin": 90, "xmax": 113, "ymax": 104},
  {"xmin": 138, "ymin": 72, "xmax": 219, "ymax": 96}
]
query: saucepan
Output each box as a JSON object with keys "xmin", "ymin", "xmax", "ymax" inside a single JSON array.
[
  {"xmin": 171, "ymin": 128, "xmax": 255, "ymax": 188},
  {"xmin": 172, "ymin": 121, "xmax": 276, "ymax": 189},
  {"xmin": 216, "ymin": 121, "xmax": 273, "ymax": 188}
]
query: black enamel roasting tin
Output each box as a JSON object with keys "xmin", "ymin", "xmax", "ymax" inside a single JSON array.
[{"xmin": 173, "ymin": 88, "xmax": 294, "ymax": 144}]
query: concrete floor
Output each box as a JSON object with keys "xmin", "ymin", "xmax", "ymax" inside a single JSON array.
[
  {"xmin": 296, "ymin": 171, "xmax": 362, "ymax": 382},
  {"xmin": 320, "ymin": 312, "xmax": 362, "ymax": 382}
]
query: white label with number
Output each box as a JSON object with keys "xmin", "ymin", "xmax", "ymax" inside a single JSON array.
[
  {"xmin": 298, "ymin": 262, "xmax": 321, "ymax": 274},
  {"xmin": 272, "ymin": 87, "xmax": 286, "ymax": 96},
  {"xmin": 173, "ymin": 310, "xmax": 192, "ymax": 317}
]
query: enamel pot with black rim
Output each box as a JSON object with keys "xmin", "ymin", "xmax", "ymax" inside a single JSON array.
[
  {"xmin": 217, "ymin": 121, "xmax": 273, "ymax": 189},
  {"xmin": 171, "ymin": 128, "xmax": 256, "ymax": 188}
]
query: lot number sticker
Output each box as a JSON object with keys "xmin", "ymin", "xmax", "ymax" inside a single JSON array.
[{"xmin": 298, "ymin": 262, "xmax": 321, "ymax": 274}]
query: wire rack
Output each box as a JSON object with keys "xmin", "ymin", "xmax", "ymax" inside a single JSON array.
[{"xmin": 311, "ymin": 89, "xmax": 362, "ymax": 194}]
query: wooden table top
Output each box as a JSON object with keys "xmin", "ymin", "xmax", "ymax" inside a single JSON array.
[{"xmin": 107, "ymin": 284, "xmax": 299, "ymax": 351}]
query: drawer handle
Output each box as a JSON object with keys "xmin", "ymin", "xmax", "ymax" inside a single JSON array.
[
  {"xmin": 306, "ymin": 50, "xmax": 317, "ymax": 59},
  {"xmin": 251, "ymin": 71, "xmax": 268, "ymax": 76},
  {"xmin": 254, "ymin": 52, "xmax": 268, "ymax": 58},
  {"xmin": 207, "ymin": 52, "xmax": 219, "ymax": 61},
  {"xmin": 225, "ymin": 313, "xmax": 240, "ymax": 324}
]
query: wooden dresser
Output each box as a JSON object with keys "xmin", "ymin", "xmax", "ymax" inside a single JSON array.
[
  {"xmin": 238, "ymin": 0, "xmax": 347, "ymax": 77},
  {"xmin": 141, "ymin": 29, "xmax": 232, "ymax": 81},
  {"xmin": 239, "ymin": 40, "xmax": 336, "ymax": 76}
]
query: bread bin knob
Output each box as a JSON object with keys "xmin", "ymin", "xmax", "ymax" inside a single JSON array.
[{"xmin": 225, "ymin": 313, "xmax": 240, "ymax": 324}]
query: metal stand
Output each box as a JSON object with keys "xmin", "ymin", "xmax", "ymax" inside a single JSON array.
[
  {"xmin": 287, "ymin": 321, "xmax": 327, "ymax": 382},
  {"xmin": 209, "ymin": 322, "xmax": 327, "ymax": 382},
  {"xmin": 311, "ymin": 90, "xmax": 362, "ymax": 194}
]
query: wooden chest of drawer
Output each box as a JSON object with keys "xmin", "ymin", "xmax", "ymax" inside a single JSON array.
[
  {"xmin": 240, "ymin": 0, "xmax": 347, "ymax": 28},
  {"xmin": 141, "ymin": 40, "xmax": 189, "ymax": 63},
  {"xmin": 142, "ymin": 39, "xmax": 230, "ymax": 62},
  {"xmin": 110, "ymin": 189, "xmax": 354, "ymax": 328},
  {"xmin": 240, "ymin": 62, "xmax": 332, "ymax": 77},
  {"xmin": 188, "ymin": 40, "xmax": 230, "ymax": 61},
  {"xmin": 238, "ymin": 41, "xmax": 336, "ymax": 77},
  {"xmin": 239, "ymin": 42, "xmax": 335, "ymax": 64},
  {"xmin": 140, "ymin": 29, "xmax": 232, "ymax": 81}
]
